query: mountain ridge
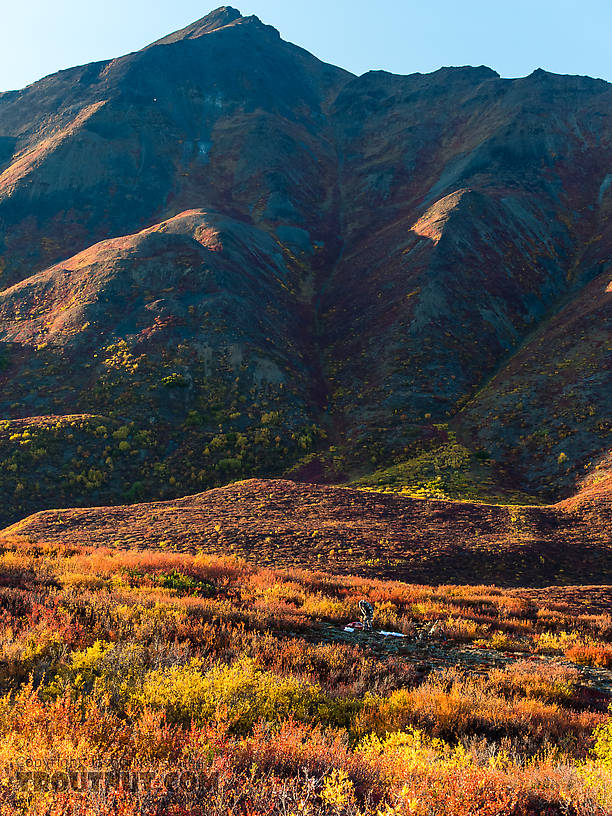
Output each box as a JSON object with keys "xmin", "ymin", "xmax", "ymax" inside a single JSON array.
[{"xmin": 148, "ymin": 6, "xmax": 281, "ymax": 48}]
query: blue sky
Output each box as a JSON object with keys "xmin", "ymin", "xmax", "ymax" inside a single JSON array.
[{"xmin": 2, "ymin": 0, "xmax": 610, "ymax": 92}]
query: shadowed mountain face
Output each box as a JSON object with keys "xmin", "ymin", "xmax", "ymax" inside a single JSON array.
[{"xmin": 0, "ymin": 7, "xmax": 610, "ymax": 524}]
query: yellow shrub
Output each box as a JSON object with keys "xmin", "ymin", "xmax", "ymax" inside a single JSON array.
[
  {"xmin": 321, "ymin": 769, "xmax": 355, "ymax": 809},
  {"xmin": 592, "ymin": 714, "xmax": 612, "ymax": 768},
  {"xmin": 134, "ymin": 657, "xmax": 358, "ymax": 734}
]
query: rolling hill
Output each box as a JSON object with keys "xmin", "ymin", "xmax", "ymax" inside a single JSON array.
[{"xmin": 3, "ymin": 477, "xmax": 610, "ymax": 586}]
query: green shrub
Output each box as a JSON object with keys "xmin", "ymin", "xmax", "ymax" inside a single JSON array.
[{"xmin": 156, "ymin": 569, "xmax": 215, "ymax": 597}]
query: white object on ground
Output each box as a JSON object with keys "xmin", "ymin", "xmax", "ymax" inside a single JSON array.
[{"xmin": 342, "ymin": 626, "xmax": 407, "ymax": 638}]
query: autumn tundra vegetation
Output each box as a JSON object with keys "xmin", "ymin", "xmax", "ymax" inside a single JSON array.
[
  {"xmin": 0, "ymin": 538, "xmax": 610, "ymax": 815},
  {"xmin": 1, "ymin": 4, "xmax": 612, "ymax": 815}
]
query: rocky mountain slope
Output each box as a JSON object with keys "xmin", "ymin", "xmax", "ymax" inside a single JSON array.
[{"xmin": 0, "ymin": 6, "xmax": 610, "ymax": 524}]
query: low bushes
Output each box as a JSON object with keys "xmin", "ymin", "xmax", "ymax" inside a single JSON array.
[
  {"xmin": 0, "ymin": 542, "xmax": 608, "ymax": 814},
  {"xmin": 134, "ymin": 657, "xmax": 361, "ymax": 733}
]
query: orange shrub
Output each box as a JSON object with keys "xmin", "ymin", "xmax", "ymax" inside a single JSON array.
[{"xmin": 565, "ymin": 644, "xmax": 612, "ymax": 668}]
